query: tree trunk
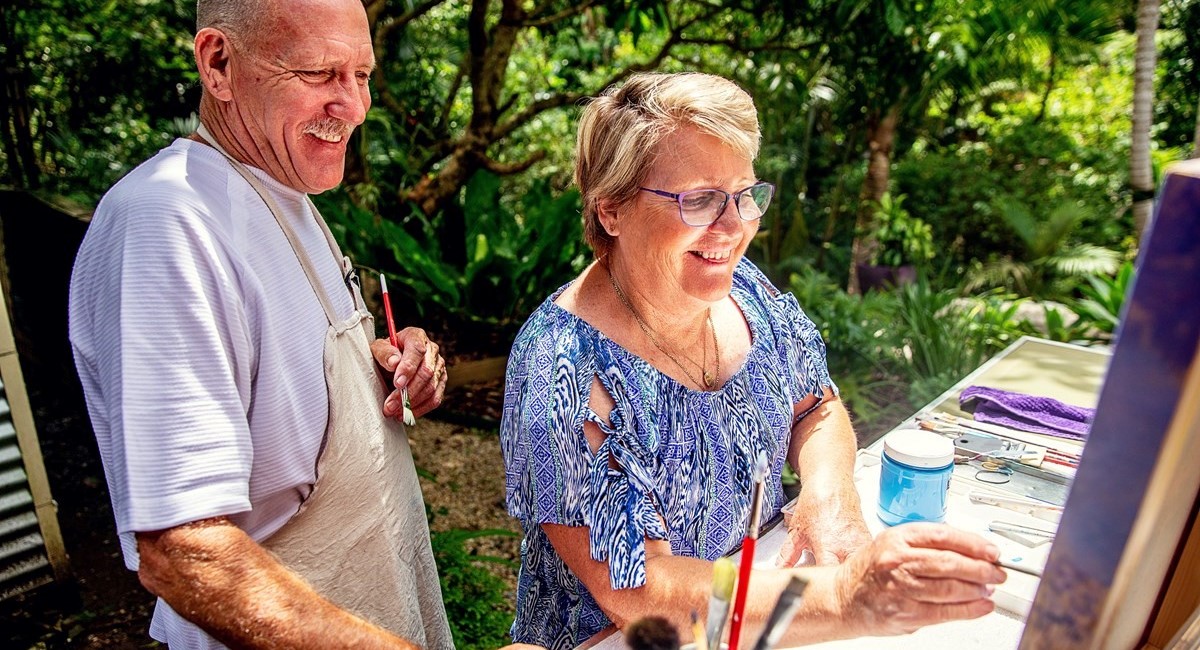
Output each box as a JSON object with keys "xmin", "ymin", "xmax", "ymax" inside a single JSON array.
[
  {"xmin": 399, "ymin": 0, "xmax": 525, "ymax": 266},
  {"xmin": 848, "ymin": 106, "xmax": 898, "ymax": 295},
  {"xmin": 1036, "ymin": 48, "xmax": 1057, "ymax": 124},
  {"xmin": 0, "ymin": 6, "xmax": 39, "ymax": 189},
  {"xmin": 1131, "ymin": 0, "xmax": 1161, "ymax": 239},
  {"xmin": 1192, "ymin": 93, "xmax": 1200, "ymax": 159}
]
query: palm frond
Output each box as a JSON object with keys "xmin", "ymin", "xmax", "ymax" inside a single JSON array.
[
  {"xmin": 1045, "ymin": 243, "xmax": 1121, "ymax": 277},
  {"xmin": 1032, "ymin": 202, "xmax": 1089, "ymax": 259},
  {"xmin": 994, "ymin": 196, "xmax": 1040, "ymax": 252}
]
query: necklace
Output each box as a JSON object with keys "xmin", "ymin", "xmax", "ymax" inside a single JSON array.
[{"xmin": 607, "ymin": 268, "xmax": 721, "ymax": 389}]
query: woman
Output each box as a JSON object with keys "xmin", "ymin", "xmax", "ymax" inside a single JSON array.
[{"xmin": 500, "ymin": 72, "xmax": 1005, "ymax": 649}]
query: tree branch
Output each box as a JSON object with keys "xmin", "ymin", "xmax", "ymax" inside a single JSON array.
[
  {"xmin": 493, "ymin": 17, "xmax": 693, "ymax": 141},
  {"xmin": 482, "ymin": 150, "xmax": 547, "ymax": 175},
  {"xmin": 522, "ymin": 0, "xmax": 600, "ymax": 28},
  {"xmin": 677, "ymin": 36, "xmax": 819, "ymax": 52},
  {"xmin": 370, "ymin": 0, "xmax": 449, "ymax": 127},
  {"xmin": 375, "ymin": 0, "xmax": 446, "ymax": 44}
]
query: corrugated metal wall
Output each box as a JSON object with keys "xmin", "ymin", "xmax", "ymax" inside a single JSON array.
[
  {"xmin": 0, "ymin": 376, "xmax": 56, "ymax": 600},
  {"xmin": 0, "ymin": 193, "xmax": 72, "ymax": 600}
]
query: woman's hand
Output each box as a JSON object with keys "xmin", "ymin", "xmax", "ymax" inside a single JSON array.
[
  {"xmin": 370, "ymin": 327, "xmax": 447, "ymax": 420},
  {"xmin": 830, "ymin": 522, "xmax": 1006, "ymax": 637},
  {"xmin": 778, "ymin": 484, "xmax": 872, "ymax": 566}
]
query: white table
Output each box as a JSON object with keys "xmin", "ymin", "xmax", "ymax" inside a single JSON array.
[{"xmin": 583, "ymin": 337, "xmax": 1110, "ymax": 649}]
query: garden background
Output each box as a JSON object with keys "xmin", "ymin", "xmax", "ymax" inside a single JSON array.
[{"xmin": 1, "ymin": 0, "xmax": 1198, "ymax": 647}]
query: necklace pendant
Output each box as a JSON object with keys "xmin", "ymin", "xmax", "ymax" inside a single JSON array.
[{"xmin": 703, "ymin": 371, "xmax": 715, "ymax": 388}]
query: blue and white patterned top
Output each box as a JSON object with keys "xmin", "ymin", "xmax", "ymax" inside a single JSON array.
[{"xmin": 500, "ymin": 258, "xmax": 836, "ymax": 649}]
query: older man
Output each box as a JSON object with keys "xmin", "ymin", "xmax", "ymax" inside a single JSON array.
[{"xmin": 68, "ymin": 0, "xmax": 461, "ymax": 647}]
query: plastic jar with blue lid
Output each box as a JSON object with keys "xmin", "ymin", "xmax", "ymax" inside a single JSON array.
[{"xmin": 877, "ymin": 429, "xmax": 955, "ymax": 526}]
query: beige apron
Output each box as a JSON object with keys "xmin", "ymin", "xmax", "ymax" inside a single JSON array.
[{"xmin": 197, "ymin": 127, "xmax": 453, "ymax": 648}]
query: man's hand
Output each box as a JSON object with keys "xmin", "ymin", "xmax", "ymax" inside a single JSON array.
[
  {"xmin": 370, "ymin": 326, "xmax": 447, "ymax": 420},
  {"xmin": 778, "ymin": 485, "xmax": 872, "ymax": 566}
]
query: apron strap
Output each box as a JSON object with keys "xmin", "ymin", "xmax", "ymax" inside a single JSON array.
[{"xmin": 195, "ymin": 124, "xmax": 347, "ymax": 326}]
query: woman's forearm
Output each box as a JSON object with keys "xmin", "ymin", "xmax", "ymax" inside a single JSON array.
[{"xmin": 788, "ymin": 396, "xmax": 858, "ymax": 491}]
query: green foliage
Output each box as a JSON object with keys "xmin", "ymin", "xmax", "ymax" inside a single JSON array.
[
  {"xmin": 1069, "ymin": 260, "xmax": 1135, "ymax": 341},
  {"xmin": 787, "ymin": 267, "xmax": 911, "ymax": 426},
  {"xmin": 320, "ymin": 173, "xmax": 587, "ymax": 324},
  {"xmin": 790, "ymin": 268, "xmax": 1040, "ymax": 427},
  {"xmin": 788, "ymin": 267, "xmax": 892, "ymax": 382},
  {"xmin": 1157, "ymin": 0, "xmax": 1200, "ymax": 153},
  {"xmin": 1, "ymin": 1, "xmax": 197, "ymax": 199},
  {"xmin": 1031, "ymin": 303, "xmax": 1095, "ymax": 345},
  {"xmin": 881, "ymin": 278, "xmax": 1031, "ymax": 406},
  {"xmin": 430, "ymin": 528, "xmax": 520, "ymax": 650},
  {"xmin": 462, "ymin": 173, "xmax": 589, "ymax": 324},
  {"xmin": 893, "ymin": 31, "xmax": 1139, "ymax": 277},
  {"xmin": 869, "ymin": 193, "xmax": 935, "ymax": 267},
  {"xmin": 318, "ymin": 189, "xmax": 461, "ymax": 316},
  {"xmin": 963, "ymin": 196, "xmax": 1120, "ymax": 298},
  {"xmin": 884, "ymin": 278, "xmax": 984, "ymax": 405}
]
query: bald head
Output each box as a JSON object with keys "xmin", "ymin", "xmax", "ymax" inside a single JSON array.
[{"xmin": 193, "ymin": 0, "xmax": 373, "ymax": 193}]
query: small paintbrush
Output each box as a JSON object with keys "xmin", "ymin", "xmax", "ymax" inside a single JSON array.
[
  {"xmin": 750, "ymin": 575, "xmax": 809, "ymax": 650},
  {"xmin": 690, "ymin": 610, "xmax": 708, "ymax": 650},
  {"xmin": 705, "ymin": 556, "xmax": 736, "ymax": 649},
  {"xmin": 727, "ymin": 451, "xmax": 769, "ymax": 650},
  {"xmin": 379, "ymin": 274, "xmax": 415, "ymax": 426}
]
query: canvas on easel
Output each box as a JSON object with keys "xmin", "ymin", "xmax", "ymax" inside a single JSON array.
[{"xmin": 1019, "ymin": 159, "xmax": 1200, "ymax": 650}]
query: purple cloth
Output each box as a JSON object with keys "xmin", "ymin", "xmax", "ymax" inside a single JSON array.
[{"xmin": 959, "ymin": 385, "xmax": 1094, "ymax": 440}]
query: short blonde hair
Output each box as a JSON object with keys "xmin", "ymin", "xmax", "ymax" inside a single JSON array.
[{"xmin": 574, "ymin": 72, "xmax": 761, "ymax": 258}]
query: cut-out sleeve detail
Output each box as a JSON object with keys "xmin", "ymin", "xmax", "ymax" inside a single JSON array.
[
  {"xmin": 502, "ymin": 307, "xmax": 666, "ymax": 591},
  {"xmin": 583, "ymin": 364, "xmax": 668, "ymax": 590}
]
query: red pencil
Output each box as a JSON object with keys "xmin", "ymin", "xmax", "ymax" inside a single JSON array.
[{"xmin": 728, "ymin": 452, "xmax": 769, "ymax": 650}]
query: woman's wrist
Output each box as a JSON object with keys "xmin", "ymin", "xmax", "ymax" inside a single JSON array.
[{"xmin": 797, "ymin": 476, "xmax": 861, "ymax": 511}]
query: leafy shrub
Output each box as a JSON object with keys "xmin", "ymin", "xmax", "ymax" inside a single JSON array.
[
  {"xmin": 879, "ymin": 279, "xmax": 1034, "ymax": 406},
  {"xmin": 882, "ymin": 278, "xmax": 984, "ymax": 405},
  {"xmin": 963, "ymin": 197, "xmax": 1120, "ymax": 299},
  {"xmin": 869, "ymin": 193, "xmax": 935, "ymax": 267},
  {"xmin": 787, "ymin": 267, "xmax": 912, "ymax": 427},
  {"xmin": 431, "ymin": 528, "xmax": 520, "ymax": 650},
  {"xmin": 893, "ymin": 67, "xmax": 1136, "ymax": 274},
  {"xmin": 319, "ymin": 172, "xmax": 588, "ymax": 325},
  {"xmin": 462, "ymin": 173, "xmax": 589, "ymax": 325},
  {"xmin": 1069, "ymin": 260, "xmax": 1135, "ymax": 342},
  {"xmin": 1030, "ymin": 303, "xmax": 1095, "ymax": 345}
]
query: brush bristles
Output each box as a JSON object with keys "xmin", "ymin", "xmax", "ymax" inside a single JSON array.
[{"xmin": 626, "ymin": 616, "xmax": 681, "ymax": 650}]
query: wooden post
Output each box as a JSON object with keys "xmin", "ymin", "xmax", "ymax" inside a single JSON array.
[{"xmin": 0, "ymin": 282, "xmax": 68, "ymax": 581}]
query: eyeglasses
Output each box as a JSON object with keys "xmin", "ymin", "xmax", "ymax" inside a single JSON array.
[{"xmin": 639, "ymin": 182, "xmax": 775, "ymax": 227}]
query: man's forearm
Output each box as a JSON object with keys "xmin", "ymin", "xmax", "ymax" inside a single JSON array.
[{"xmin": 136, "ymin": 518, "xmax": 420, "ymax": 650}]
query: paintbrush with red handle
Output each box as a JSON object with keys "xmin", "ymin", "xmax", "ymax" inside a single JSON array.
[{"xmin": 727, "ymin": 451, "xmax": 769, "ymax": 650}]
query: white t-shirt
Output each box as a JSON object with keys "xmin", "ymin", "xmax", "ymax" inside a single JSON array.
[{"xmin": 68, "ymin": 138, "xmax": 357, "ymax": 647}]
